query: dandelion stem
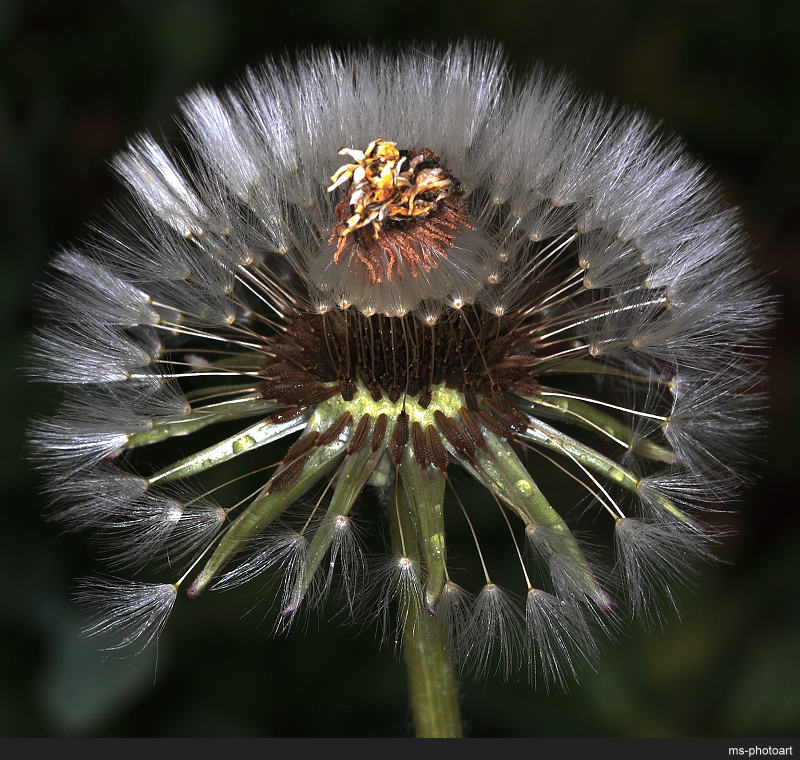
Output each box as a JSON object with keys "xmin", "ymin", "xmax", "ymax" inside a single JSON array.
[
  {"xmin": 399, "ymin": 454, "xmax": 448, "ymax": 613},
  {"xmin": 389, "ymin": 481, "xmax": 462, "ymax": 738}
]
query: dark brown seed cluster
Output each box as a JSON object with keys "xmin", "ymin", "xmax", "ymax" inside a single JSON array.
[
  {"xmin": 260, "ymin": 306, "xmax": 540, "ymax": 405},
  {"xmin": 258, "ymin": 304, "xmax": 542, "ymax": 490}
]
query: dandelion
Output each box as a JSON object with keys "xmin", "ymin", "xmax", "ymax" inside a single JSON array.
[{"xmin": 28, "ymin": 43, "xmax": 773, "ymax": 736}]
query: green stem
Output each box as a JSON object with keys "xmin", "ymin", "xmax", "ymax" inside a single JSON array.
[
  {"xmin": 389, "ymin": 480, "xmax": 463, "ymax": 738},
  {"xmin": 403, "ymin": 606, "xmax": 464, "ymax": 738}
]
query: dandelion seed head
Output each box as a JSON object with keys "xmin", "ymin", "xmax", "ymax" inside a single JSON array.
[{"xmin": 29, "ymin": 42, "xmax": 773, "ymax": 691}]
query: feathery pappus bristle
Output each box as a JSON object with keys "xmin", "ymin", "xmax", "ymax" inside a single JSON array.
[{"xmin": 75, "ymin": 578, "xmax": 177, "ymax": 655}]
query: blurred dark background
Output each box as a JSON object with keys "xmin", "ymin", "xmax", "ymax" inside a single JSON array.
[{"xmin": 1, "ymin": 0, "xmax": 798, "ymax": 738}]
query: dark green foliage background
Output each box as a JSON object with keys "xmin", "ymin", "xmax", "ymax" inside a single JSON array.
[{"xmin": 1, "ymin": 0, "xmax": 798, "ymax": 738}]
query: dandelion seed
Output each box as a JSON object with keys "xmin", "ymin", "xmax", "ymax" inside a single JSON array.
[
  {"xmin": 613, "ymin": 517, "xmax": 712, "ymax": 626},
  {"xmin": 75, "ymin": 578, "xmax": 177, "ymax": 656},
  {"xmin": 463, "ymin": 584, "xmax": 523, "ymax": 681},
  {"xmin": 525, "ymin": 589, "xmax": 599, "ymax": 692},
  {"xmin": 29, "ymin": 42, "xmax": 773, "ymax": 734}
]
